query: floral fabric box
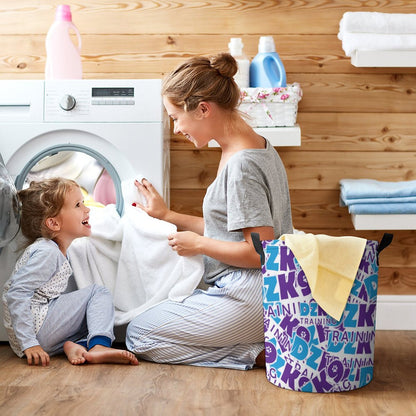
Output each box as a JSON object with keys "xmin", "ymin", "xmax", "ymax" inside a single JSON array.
[{"xmin": 239, "ymin": 83, "xmax": 302, "ymax": 127}]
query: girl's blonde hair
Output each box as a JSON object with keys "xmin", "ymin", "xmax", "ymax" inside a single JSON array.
[
  {"xmin": 18, "ymin": 177, "xmax": 79, "ymax": 244},
  {"xmin": 162, "ymin": 53, "xmax": 241, "ymax": 113}
]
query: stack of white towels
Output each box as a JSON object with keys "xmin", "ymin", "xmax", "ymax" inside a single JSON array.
[
  {"xmin": 338, "ymin": 12, "xmax": 416, "ymax": 57},
  {"xmin": 340, "ymin": 178, "xmax": 416, "ymax": 214}
]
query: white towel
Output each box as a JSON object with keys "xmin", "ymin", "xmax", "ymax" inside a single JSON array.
[
  {"xmin": 68, "ymin": 180, "xmax": 204, "ymax": 325},
  {"xmin": 339, "ymin": 12, "xmax": 416, "ymax": 35},
  {"xmin": 338, "ymin": 32, "xmax": 416, "ymax": 57},
  {"xmin": 338, "ymin": 12, "xmax": 416, "ymax": 56}
]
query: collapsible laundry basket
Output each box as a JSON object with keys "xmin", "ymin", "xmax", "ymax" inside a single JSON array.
[{"xmin": 252, "ymin": 233, "xmax": 392, "ymax": 393}]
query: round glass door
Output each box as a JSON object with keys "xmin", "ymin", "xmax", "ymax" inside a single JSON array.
[
  {"xmin": 16, "ymin": 144, "xmax": 123, "ymax": 215},
  {"xmin": 0, "ymin": 155, "xmax": 21, "ymax": 249}
]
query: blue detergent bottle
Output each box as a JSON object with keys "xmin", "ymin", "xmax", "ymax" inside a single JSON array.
[{"xmin": 249, "ymin": 36, "xmax": 287, "ymax": 88}]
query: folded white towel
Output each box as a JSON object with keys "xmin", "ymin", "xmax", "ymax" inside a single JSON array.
[
  {"xmin": 68, "ymin": 179, "xmax": 204, "ymax": 325},
  {"xmin": 339, "ymin": 12, "xmax": 416, "ymax": 35},
  {"xmin": 338, "ymin": 33, "xmax": 416, "ymax": 57}
]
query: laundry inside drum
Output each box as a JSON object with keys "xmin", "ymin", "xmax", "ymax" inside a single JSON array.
[{"xmin": 25, "ymin": 150, "xmax": 117, "ymax": 207}]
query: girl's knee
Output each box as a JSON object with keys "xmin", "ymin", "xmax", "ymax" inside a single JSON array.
[
  {"xmin": 90, "ymin": 283, "xmax": 112, "ymax": 298},
  {"xmin": 86, "ymin": 284, "xmax": 114, "ymax": 312}
]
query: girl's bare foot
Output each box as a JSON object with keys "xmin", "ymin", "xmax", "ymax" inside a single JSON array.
[
  {"xmin": 83, "ymin": 345, "xmax": 139, "ymax": 365},
  {"xmin": 63, "ymin": 341, "xmax": 87, "ymax": 365}
]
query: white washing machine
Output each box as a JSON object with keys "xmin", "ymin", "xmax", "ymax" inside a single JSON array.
[{"xmin": 0, "ymin": 79, "xmax": 169, "ymax": 341}]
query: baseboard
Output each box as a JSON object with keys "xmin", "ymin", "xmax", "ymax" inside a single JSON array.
[{"xmin": 376, "ymin": 295, "xmax": 416, "ymax": 330}]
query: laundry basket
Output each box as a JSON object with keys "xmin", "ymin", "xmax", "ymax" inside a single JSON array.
[{"xmin": 252, "ymin": 233, "xmax": 392, "ymax": 393}]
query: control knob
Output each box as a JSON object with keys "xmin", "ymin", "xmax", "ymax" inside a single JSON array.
[{"xmin": 59, "ymin": 94, "xmax": 77, "ymax": 111}]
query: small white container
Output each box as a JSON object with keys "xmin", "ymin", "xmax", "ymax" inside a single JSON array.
[{"xmin": 228, "ymin": 38, "xmax": 250, "ymax": 89}]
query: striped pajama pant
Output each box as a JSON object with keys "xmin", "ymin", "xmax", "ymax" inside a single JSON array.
[
  {"xmin": 125, "ymin": 269, "xmax": 265, "ymax": 370},
  {"xmin": 37, "ymin": 284, "xmax": 115, "ymax": 355}
]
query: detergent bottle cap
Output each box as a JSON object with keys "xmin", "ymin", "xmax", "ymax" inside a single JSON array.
[
  {"xmin": 55, "ymin": 5, "xmax": 72, "ymax": 22},
  {"xmin": 228, "ymin": 38, "xmax": 244, "ymax": 56},
  {"xmin": 258, "ymin": 36, "xmax": 276, "ymax": 53}
]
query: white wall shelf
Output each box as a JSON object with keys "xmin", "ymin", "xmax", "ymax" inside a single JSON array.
[
  {"xmin": 351, "ymin": 213, "xmax": 416, "ymax": 230},
  {"xmin": 208, "ymin": 124, "xmax": 301, "ymax": 147},
  {"xmin": 351, "ymin": 50, "xmax": 416, "ymax": 67}
]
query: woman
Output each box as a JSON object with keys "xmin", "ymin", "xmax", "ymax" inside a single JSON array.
[{"xmin": 126, "ymin": 53, "xmax": 293, "ymax": 370}]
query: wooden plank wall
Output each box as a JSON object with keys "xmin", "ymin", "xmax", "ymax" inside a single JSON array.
[{"xmin": 1, "ymin": 0, "xmax": 416, "ymax": 295}]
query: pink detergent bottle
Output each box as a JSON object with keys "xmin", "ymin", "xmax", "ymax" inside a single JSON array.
[{"xmin": 45, "ymin": 5, "xmax": 82, "ymax": 79}]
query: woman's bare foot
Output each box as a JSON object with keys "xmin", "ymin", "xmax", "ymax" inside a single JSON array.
[
  {"xmin": 63, "ymin": 341, "xmax": 87, "ymax": 365},
  {"xmin": 83, "ymin": 345, "xmax": 139, "ymax": 365}
]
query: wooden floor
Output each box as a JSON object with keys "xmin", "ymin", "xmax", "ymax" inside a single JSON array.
[{"xmin": 0, "ymin": 331, "xmax": 415, "ymax": 416}]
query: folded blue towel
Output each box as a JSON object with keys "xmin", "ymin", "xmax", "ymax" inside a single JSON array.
[
  {"xmin": 348, "ymin": 202, "xmax": 416, "ymax": 214},
  {"xmin": 340, "ymin": 196, "xmax": 416, "ymax": 206},
  {"xmin": 340, "ymin": 179, "xmax": 416, "ymax": 205}
]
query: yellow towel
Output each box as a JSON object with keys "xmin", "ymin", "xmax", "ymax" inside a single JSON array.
[{"xmin": 281, "ymin": 233, "xmax": 367, "ymax": 321}]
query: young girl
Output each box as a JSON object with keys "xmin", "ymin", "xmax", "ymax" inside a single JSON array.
[
  {"xmin": 2, "ymin": 178, "xmax": 139, "ymax": 366},
  {"xmin": 126, "ymin": 53, "xmax": 293, "ymax": 370}
]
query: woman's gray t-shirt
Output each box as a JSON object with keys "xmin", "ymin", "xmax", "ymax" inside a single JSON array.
[{"xmin": 202, "ymin": 139, "xmax": 293, "ymax": 283}]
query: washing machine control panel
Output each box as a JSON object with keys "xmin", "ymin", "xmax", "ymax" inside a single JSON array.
[
  {"xmin": 44, "ymin": 79, "xmax": 163, "ymax": 123},
  {"xmin": 91, "ymin": 87, "xmax": 135, "ymax": 106}
]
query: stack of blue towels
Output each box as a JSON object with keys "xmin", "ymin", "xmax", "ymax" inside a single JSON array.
[{"xmin": 340, "ymin": 178, "xmax": 416, "ymax": 214}]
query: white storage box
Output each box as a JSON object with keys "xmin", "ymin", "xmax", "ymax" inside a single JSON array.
[{"xmin": 239, "ymin": 83, "xmax": 302, "ymax": 127}]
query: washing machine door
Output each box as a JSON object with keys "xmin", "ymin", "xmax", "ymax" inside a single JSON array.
[{"xmin": 0, "ymin": 154, "xmax": 21, "ymax": 249}]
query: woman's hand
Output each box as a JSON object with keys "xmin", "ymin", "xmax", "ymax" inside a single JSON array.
[
  {"xmin": 133, "ymin": 179, "xmax": 169, "ymax": 221},
  {"xmin": 168, "ymin": 231, "xmax": 202, "ymax": 257},
  {"xmin": 134, "ymin": 178, "xmax": 205, "ymax": 233},
  {"xmin": 24, "ymin": 345, "xmax": 50, "ymax": 366}
]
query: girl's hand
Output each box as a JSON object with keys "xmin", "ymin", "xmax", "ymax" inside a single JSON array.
[
  {"xmin": 168, "ymin": 231, "xmax": 202, "ymax": 257},
  {"xmin": 133, "ymin": 179, "xmax": 169, "ymax": 220},
  {"xmin": 24, "ymin": 345, "xmax": 50, "ymax": 366}
]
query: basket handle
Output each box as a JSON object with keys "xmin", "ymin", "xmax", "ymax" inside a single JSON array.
[
  {"xmin": 378, "ymin": 233, "xmax": 393, "ymax": 254},
  {"xmin": 376, "ymin": 233, "xmax": 393, "ymax": 265}
]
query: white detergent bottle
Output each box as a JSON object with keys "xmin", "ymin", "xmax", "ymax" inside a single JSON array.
[
  {"xmin": 228, "ymin": 38, "xmax": 250, "ymax": 89},
  {"xmin": 250, "ymin": 36, "xmax": 286, "ymax": 88},
  {"xmin": 45, "ymin": 5, "xmax": 82, "ymax": 79}
]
